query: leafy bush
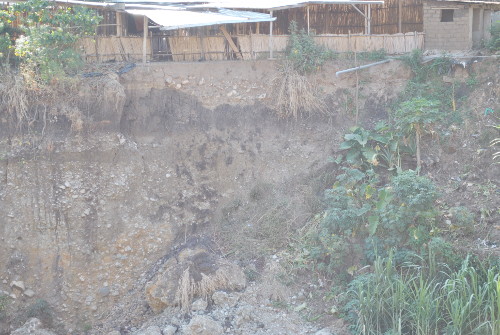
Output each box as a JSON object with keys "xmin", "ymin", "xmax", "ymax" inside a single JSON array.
[
  {"xmin": 0, "ymin": 0, "xmax": 101, "ymax": 83},
  {"xmin": 449, "ymin": 206, "xmax": 475, "ymax": 233},
  {"xmin": 286, "ymin": 21, "xmax": 331, "ymax": 74},
  {"xmin": 308, "ymin": 168, "xmax": 438, "ymax": 275}
]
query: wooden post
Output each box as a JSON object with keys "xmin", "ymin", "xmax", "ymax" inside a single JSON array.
[
  {"xmin": 307, "ymin": 6, "xmax": 310, "ymax": 35},
  {"xmin": 220, "ymin": 26, "xmax": 242, "ymax": 59},
  {"xmin": 364, "ymin": 5, "xmax": 369, "ymax": 35},
  {"xmin": 269, "ymin": 10, "xmax": 274, "ymax": 59},
  {"xmin": 348, "ymin": 30, "xmax": 351, "ymax": 52},
  {"xmin": 142, "ymin": 15, "xmax": 148, "ymax": 63},
  {"xmin": 398, "ymin": 0, "xmax": 403, "ymax": 33},
  {"xmin": 256, "ymin": 22, "xmax": 260, "ymax": 34},
  {"xmin": 116, "ymin": 12, "xmax": 122, "ymax": 37},
  {"xmin": 355, "ymin": 51, "xmax": 359, "ymax": 125},
  {"xmin": 479, "ymin": 8, "xmax": 484, "ymax": 41},
  {"xmin": 368, "ymin": 4, "xmax": 371, "ymax": 35},
  {"xmin": 200, "ymin": 28, "xmax": 206, "ymax": 61}
]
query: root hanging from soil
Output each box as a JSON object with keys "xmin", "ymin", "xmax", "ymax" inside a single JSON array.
[
  {"xmin": 0, "ymin": 67, "xmax": 123, "ymax": 135},
  {"xmin": 272, "ymin": 61, "xmax": 328, "ymax": 120}
]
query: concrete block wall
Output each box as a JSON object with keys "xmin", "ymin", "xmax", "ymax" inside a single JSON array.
[{"xmin": 424, "ymin": 1, "xmax": 471, "ymax": 50}]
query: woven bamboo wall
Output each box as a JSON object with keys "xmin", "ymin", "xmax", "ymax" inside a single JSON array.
[
  {"xmin": 79, "ymin": 32, "xmax": 424, "ymax": 62},
  {"xmin": 237, "ymin": 0, "xmax": 423, "ymax": 36},
  {"xmin": 78, "ymin": 36, "xmax": 150, "ymax": 62}
]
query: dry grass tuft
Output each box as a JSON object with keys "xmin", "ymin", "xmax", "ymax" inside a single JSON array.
[
  {"xmin": 272, "ymin": 61, "xmax": 328, "ymax": 120},
  {"xmin": 175, "ymin": 263, "xmax": 236, "ymax": 313}
]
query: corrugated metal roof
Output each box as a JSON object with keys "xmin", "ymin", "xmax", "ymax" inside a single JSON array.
[
  {"xmin": 112, "ymin": 0, "xmax": 384, "ymax": 10},
  {"xmin": 188, "ymin": 0, "xmax": 384, "ymax": 10},
  {"xmin": 126, "ymin": 8, "xmax": 276, "ymax": 30},
  {"xmin": 432, "ymin": 0, "xmax": 500, "ymax": 4}
]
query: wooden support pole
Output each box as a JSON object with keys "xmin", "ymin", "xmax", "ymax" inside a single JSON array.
[
  {"xmin": 200, "ymin": 27, "xmax": 206, "ymax": 60},
  {"xmin": 269, "ymin": 10, "xmax": 274, "ymax": 59},
  {"xmin": 479, "ymin": 8, "xmax": 484, "ymax": 41},
  {"xmin": 220, "ymin": 26, "xmax": 242, "ymax": 59},
  {"xmin": 142, "ymin": 15, "xmax": 148, "ymax": 63},
  {"xmin": 398, "ymin": 0, "xmax": 403, "ymax": 33},
  {"xmin": 365, "ymin": 5, "xmax": 368, "ymax": 34},
  {"xmin": 307, "ymin": 6, "xmax": 310, "ymax": 35},
  {"xmin": 368, "ymin": 4, "xmax": 371, "ymax": 35},
  {"xmin": 116, "ymin": 12, "xmax": 122, "ymax": 37}
]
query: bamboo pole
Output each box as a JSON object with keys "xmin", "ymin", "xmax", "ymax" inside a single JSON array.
[
  {"xmin": 398, "ymin": 0, "xmax": 402, "ymax": 33},
  {"xmin": 355, "ymin": 51, "xmax": 359, "ymax": 125},
  {"xmin": 307, "ymin": 6, "xmax": 310, "ymax": 35},
  {"xmin": 116, "ymin": 12, "xmax": 122, "ymax": 37},
  {"xmin": 142, "ymin": 15, "xmax": 148, "ymax": 63},
  {"xmin": 269, "ymin": 10, "xmax": 274, "ymax": 59}
]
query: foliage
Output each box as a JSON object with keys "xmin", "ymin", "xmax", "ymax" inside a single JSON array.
[
  {"xmin": 487, "ymin": 20, "xmax": 500, "ymax": 52},
  {"xmin": 449, "ymin": 206, "xmax": 475, "ymax": 234},
  {"xmin": 337, "ymin": 123, "xmax": 411, "ymax": 171},
  {"xmin": 347, "ymin": 253, "xmax": 500, "ymax": 335},
  {"xmin": 338, "ymin": 127, "xmax": 378, "ymax": 169},
  {"xmin": 308, "ymin": 168, "xmax": 438, "ymax": 276},
  {"xmin": 392, "ymin": 97, "xmax": 442, "ymax": 170},
  {"xmin": 286, "ymin": 21, "xmax": 331, "ymax": 74},
  {"xmin": 399, "ymin": 50, "xmax": 452, "ymax": 84},
  {"xmin": 0, "ymin": 0, "xmax": 101, "ymax": 83}
]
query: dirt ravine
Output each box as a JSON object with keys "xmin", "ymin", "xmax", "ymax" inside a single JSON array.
[{"xmin": 1, "ymin": 59, "xmax": 415, "ymax": 334}]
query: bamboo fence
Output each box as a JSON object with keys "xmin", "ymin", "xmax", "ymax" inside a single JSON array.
[
  {"xmin": 77, "ymin": 36, "xmax": 149, "ymax": 62},
  {"xmin": 78, "ymin": 32, "xmax": 424, "ymax": 62}
]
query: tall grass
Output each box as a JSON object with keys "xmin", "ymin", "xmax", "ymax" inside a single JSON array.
[{"xmin": 348, "ymin": 254, "xmax": 500, "ymax": 335}]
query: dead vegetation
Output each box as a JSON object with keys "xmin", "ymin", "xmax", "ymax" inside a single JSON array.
[
  {"xmin": 272, "ymin": 61, "xmax": 329, "ymax": 120},
  {"xmin": 0, "ymin": 67, "xmax": 123, "ymax": 137}
]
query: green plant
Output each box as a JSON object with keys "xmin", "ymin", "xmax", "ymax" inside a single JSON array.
[
  {"xmin": 449, "ymin": 206, "xmax": 475, "ymax": 234},
  {"xmin": 0, "ymin": 0, "xmax": 101, "ymax": 84},
  {"xmin": 392, "ymin": 97, "xmax": 442, "ymax": 171},
  {"xmin": 346, "ymin": 253, "xmax": 500, "ymax": 335},
  {"xmin": 286, "ymin": 21, "xmax": 331, "ymax": 74},
  {"xmin": 338, "ymin": 126, "xmax": 378, "ymax": 169},
  {"xmin": 308, "ymin": 167, "xmax": 438, "ymax": 276}
]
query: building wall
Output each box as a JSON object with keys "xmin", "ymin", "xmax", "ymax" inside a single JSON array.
[{"xmin": 423, "ymin": 1, "xmax": 471, "ymax": 50}]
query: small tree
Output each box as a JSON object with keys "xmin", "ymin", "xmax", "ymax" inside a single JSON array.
[
  {"xmin": 393, "ymin": 97, "xmax": 442, "ymax": 171},
  {"xmin": 1, "ymin": 0, "xmax": 101, "ymax": 83}
]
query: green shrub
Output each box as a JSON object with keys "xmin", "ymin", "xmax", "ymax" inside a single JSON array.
[
  {"xmin": 0, "ymin": 0, "xmax": 101, "ymax": 83},
  {"xmin": 449, "ymin": 206, "xmax": 475, "ymax": 233},
  {"xmin": 308, "ymin": 168, "xmax": 439, "ymax": 275},
  {"xmin": 286, "ymin": 21, "xmax": 331, "ymax": 74}
]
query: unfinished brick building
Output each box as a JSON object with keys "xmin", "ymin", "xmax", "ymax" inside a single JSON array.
[{"xmin": 423, "ymin": 0, "xmax": 500, "ymax": 50}]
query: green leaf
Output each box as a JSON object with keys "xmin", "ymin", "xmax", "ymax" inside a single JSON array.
[
  {"xmin": 368, "ymin": 215, "xmax": 379, "ymax": 236},
  {"xmin": 345, "ymin": 150, "xmax": 361, "ymax": 163},
  {"xmin": 376, "ymin": 188, "xmax": 393, "ymax": 210},
  {"xmin": 339, "ymin": 141, "xmax": 354, "ymax": 150}
]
